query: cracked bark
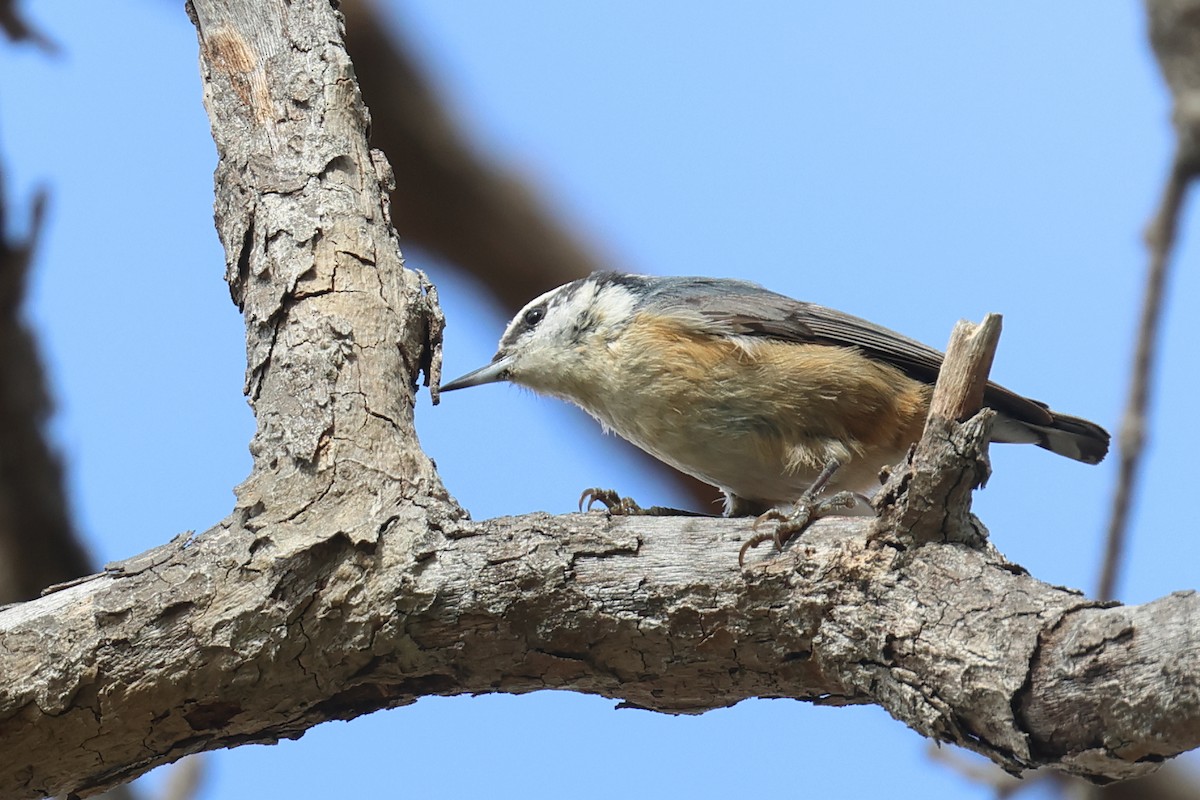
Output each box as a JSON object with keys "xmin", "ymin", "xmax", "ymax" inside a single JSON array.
[{"xmin": 0, "ymin": 1, "xmax": 1195, "ymax": 797}]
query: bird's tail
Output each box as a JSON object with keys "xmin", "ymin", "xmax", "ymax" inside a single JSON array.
[{"xmin": 993, "ymin": 411, "xmax": 1110, "ymax": 465}]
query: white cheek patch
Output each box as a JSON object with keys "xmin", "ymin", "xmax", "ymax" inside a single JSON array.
[
  {"xmin": 588, "ymin": 283, "xmax": 637, "ymax": 328},
  {"xmin": 498, "ymin": 277, "xmax": 645, "ymax": 394},
  {"xmin": 525, "ymin": 281, "xmax": 639, "ymax": 348}
]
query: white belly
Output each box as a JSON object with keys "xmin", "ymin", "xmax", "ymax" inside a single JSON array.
[{"xmin": 579, "ymin": 394, "xmax": 896, "ymax": 508}]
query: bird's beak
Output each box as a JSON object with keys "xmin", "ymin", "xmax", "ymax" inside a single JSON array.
[{"xmin": 439, "ymin": 354, "xmax": 514, "ymax": 393}]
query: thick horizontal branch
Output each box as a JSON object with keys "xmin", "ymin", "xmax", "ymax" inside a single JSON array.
[{"xmin": 0, "ymin": 499, "xmax": 1195, "ymax": 797}]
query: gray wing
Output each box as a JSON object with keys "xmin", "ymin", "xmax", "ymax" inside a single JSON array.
[{"xmin": 643, "ymin": 276, "xmax": 1056, "ymax": 426}]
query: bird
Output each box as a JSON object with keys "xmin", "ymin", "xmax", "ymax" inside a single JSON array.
[{"xmin": 439, "ymin": 271, "xmax": 1109, "ymax": 561}]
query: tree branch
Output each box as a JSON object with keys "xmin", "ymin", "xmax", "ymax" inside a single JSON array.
[{"xmin": 2, "ymin": 479, "xmax": 1195, "ymax": 796}]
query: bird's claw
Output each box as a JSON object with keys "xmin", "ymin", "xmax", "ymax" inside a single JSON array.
[
  {"xmin": 738, "ymin": 507, "xmax": 809, "ymax": 567},
  {"xmin": 738, "ymin": 491, "xmax": 862, "ymax": 567},
  {"xmin": 579, "ymin": 488, "xmax": 644, "ymax": 515}
]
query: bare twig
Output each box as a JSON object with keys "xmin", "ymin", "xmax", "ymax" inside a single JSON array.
[
  {"xmin": 1098, "ymin": 160, "xmax": 1190, "ymax": 601},
  {"xmin": 874, "ymin": 315, "xmax": 999, "ymax": 548},
  {"xmin": 1099, "ymin": 0, "xmax": 1200, "ymax": 601},
  {"xmin": 926, "ymin": 314, "xmax": 1002, "ymax": 424}
]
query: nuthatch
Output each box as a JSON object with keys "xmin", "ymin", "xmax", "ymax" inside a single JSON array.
[{"xmin": 440, "ymin": 272, "xmax": 1109, "ymax": 555}]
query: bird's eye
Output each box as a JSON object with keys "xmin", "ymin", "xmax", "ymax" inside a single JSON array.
[{"xmin": 523, "ymin": 306, "xmax": 546, "ymax": 328}]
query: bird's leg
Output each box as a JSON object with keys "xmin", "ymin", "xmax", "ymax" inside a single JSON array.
[
  {"xmin": 738, "ymin": 459, "xmax": 865, "ymax": 566},
  {"xmin": 579, "ymin": 488, "xmax": 706, "ymax": 517}
]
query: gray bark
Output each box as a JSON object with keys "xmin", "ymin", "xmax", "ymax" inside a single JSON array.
[{"xmin": 0, "ymin": 1, "xmax": 1194, "ymax": 797}]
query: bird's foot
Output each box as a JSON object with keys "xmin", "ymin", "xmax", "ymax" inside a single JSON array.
[
  {"xmin": 579, "ymin": 488, "xmax": 701, "ymax": 517},
  {"xmin": 738, "ymin": 491, "xmax": 862, "ymax": 567},
  {"xmin": 580, "ymin": 488, "xmax": 644, "ymax": 515}
]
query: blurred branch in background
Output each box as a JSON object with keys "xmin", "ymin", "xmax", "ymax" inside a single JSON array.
[
  {"xmin": 0, "ymin": 0, "xmax": 56, "ymax": 53},
  {"xmin": 341, "ymin": 0, "xmax": 721, "ymax": 511},
  {"xmin": 0, "ymin": 175, "xmax": 90, "ymax": 604},
  {"xmin": 342, "ymin": 0, "xmax": 600, "ymax": 306},
  {"xmin": 1097, "ymin": 0, "xmax": 1200, "ymax": 602}
]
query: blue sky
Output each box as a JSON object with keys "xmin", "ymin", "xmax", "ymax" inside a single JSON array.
[{"xmin": 1, "ymin": 1, "xmax": 1196, "ymax": 797}]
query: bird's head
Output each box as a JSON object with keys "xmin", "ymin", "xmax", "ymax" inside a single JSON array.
[{"xmin": 439, "ymin": 272, "xmax": 648, "ymax": 398}]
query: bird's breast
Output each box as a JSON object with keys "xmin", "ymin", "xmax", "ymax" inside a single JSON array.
[{"xmin": 564, "ymin": 319, "xmax": 931, "ymax": 505}]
